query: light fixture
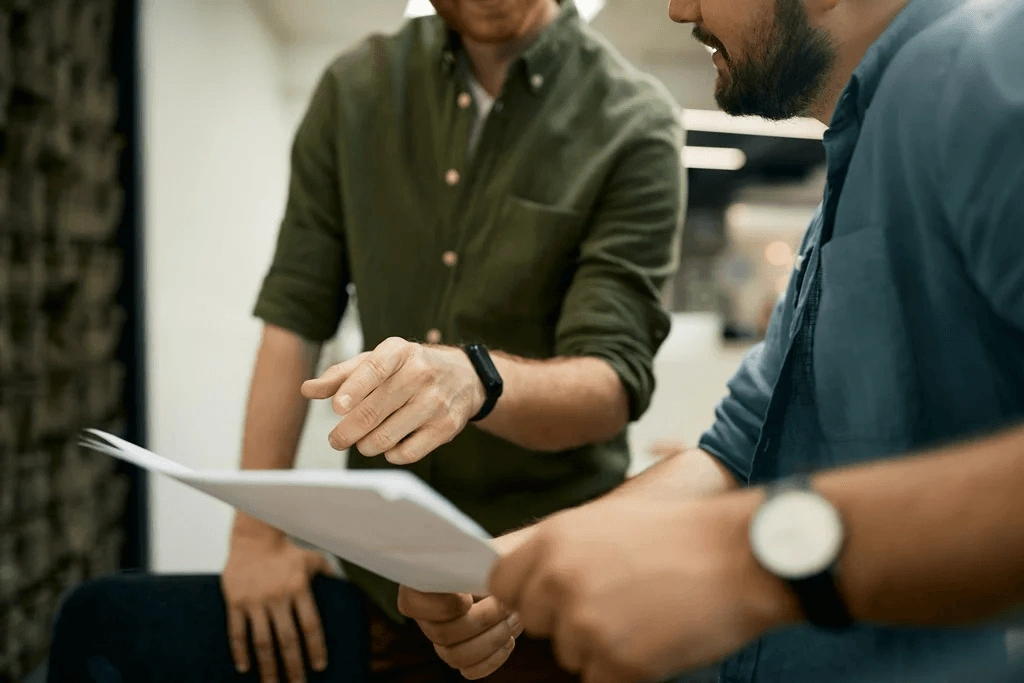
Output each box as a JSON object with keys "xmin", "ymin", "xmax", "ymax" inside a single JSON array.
[
  {"xmin": 764, "ymin": 241, "xmax": 794, "ymax": 268},
  {"xmin": 574, "ymin": 0, "xmax": 606, "ymax": 21},
  {"xmin": 725, "ymin": 203, "xmax": 819, "ymax": 235},
  {"xmin": 683, "ymin": 145, "xmax": 746, "ymax": 171},
  {"xmin": 404, "ymin": 0, "xmax": 435, "ymax": 18},
  {"xmin": 404, "ymin": 0, "xmax": 605, "ymax": 22},
  {"xmin": 683, "ymin": 109, "xmax": 826, "ymax": 140}
]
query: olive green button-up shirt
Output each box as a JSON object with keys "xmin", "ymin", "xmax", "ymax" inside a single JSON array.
[{"xmin": 254, "ymin": 1, "xmax": 685, "ymax": 620}]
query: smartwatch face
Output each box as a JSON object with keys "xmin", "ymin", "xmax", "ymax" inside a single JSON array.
[{"xmin": 750, "ymin": 490, "xmax": 844, "ymax": 580}]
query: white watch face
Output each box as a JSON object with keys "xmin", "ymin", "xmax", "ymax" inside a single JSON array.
[{"xmin": 750, "ymin": 490, "xmax": 844, "ymax": 580}]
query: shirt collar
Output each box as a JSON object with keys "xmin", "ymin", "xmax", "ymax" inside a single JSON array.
[
  {"xmin": 519, "ymin": 0, "xmax": 579, "ymax": 93},
  {"xmin": 438, "ymin": 0, "xmax": 580, "ymax": 94},
  {"xmin": 831, "ymin": 0, "xmax": 964, "ymax": 129}
]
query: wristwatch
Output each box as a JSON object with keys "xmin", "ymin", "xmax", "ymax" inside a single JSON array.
[
  {"xmin": 748, "ymin": 476, "xmax": 853, "ymax": 630},
  {"xmin": 463, "ymin": 344, "xmax": 503, "ymax": 422}
]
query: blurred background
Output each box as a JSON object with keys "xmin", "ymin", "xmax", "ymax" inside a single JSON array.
[{"xmin": 0, "ymin": 0, "xmax": 830, "ymax": 678}]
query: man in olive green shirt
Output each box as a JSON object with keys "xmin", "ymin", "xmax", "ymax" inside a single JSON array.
[{"xmin": 50, "ymin": 2, "xmax": 682, "ymax": 683}]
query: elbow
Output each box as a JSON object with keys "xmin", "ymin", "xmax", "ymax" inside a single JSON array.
[{"xmin": 593, "ymin": 402, "xmax": 630, "ymax": 444}]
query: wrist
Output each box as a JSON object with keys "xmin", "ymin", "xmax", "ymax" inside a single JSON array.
[
  {"xmin": 438, "ymin": 345, "xmax": 487, "ymax": 414},
  {"xmin": 722, "ymin": 490, "xmax": 804, "ymax": 633},
  {"xmin": 231, "ymin": 512, "xmax": 286, "ymax": 545}
]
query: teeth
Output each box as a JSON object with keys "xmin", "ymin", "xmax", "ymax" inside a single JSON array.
[{"xmin": 704, "ymin": 44, "xmax": 718, "ymax": 55}]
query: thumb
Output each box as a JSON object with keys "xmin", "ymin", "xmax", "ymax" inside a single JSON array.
[{"xmin": 301, "ymin": 353, "xmax": 368, "ymax": 399}]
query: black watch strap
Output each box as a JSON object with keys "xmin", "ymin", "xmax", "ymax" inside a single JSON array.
[
  {"xmin": 790, "ymin": 570, "xmax": 853, "ymax": 630},
  {"xmin": 463, "ymin": 344, "xmax": 503, "ymax": 422}
]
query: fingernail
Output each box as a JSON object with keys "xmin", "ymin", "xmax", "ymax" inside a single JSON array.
[
  {"xmin": 338, "ymin": 394, "xmax": 352, "ymax": 411},
  {"xmin": 504, "ymin": 637, "xmax": 516, "ymax": 652},
  {"xmin": 315, "ymin": 658, "xmax": 327, "ymax": 671},
  {"xmin": 507, "ymin": 613, "xmax": 521, "ymax": 635}
]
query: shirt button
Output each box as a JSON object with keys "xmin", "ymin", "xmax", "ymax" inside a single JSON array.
[
  {"xmin": 442, "ymin": 251, "xmax": 458, "ymax": 267},
  {"xmin": 457, "ymin": 92, "xmax": 472, "ymax": 109},
  {"xmin": 445, "ymin": 169, "xmax": 460, "ymax": 186},
  {"xmin": 426, "ymin": 329, "xmax": 442, "ymax": 344},
  {"xmin": 530, "ymin": 73, "xmax": 544, "ymax": 90}
]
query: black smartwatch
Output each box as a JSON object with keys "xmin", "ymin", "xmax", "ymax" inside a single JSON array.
[
  {"xmin": 463, "ymin": 344, "xmax": 503, "ymax": 422},
  {"xmin": 749, "ymin": 476, "xmax": 853, "ymax": 630}
]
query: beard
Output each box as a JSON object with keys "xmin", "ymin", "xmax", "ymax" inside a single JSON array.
[{"xmin": 696, "ymin": 0, "xmax": 836, "ymax": 120}]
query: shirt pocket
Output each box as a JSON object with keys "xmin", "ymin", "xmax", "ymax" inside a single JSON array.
[
  {"xmin": 465, "ymin": 195, "xmax": 586, "ymax": 324},
  {"xmin": 812, "ymin": 225, "xmax": 915, "ymax": 442}
]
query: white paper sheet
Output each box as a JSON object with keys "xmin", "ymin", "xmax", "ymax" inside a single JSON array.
[{"xmin": 81, "ymin": 429, "xmax": 499, "ymax": 595}]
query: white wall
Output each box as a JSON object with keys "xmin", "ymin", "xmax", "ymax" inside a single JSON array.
[
  {"xmin": 627, "ymin": 315, "xmax": 746, "ymax": 475},
  {"xmin": 142, "ymin": 0, "xmax": 294, "ymax": 572}
]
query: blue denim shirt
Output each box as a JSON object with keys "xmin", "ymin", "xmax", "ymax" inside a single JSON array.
[{"xmin": 698, "ymin": 0, "xmax": 1024, "ymax": 680}]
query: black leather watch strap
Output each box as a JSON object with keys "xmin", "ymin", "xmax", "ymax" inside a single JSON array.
[
  {"xmin": 463, "ymin": 344, "xmax": 503, "ymax": 422},
  {"xmin": 790, "ymin": 568, "xmax": 853, "ymax": 630}
]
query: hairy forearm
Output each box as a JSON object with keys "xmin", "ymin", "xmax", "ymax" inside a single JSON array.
[
  {"xmin": 235, "ymin": 324, "xmax": 321, "ymax": 536},
  {"xmin": 477, "ymin": 354, "xmax": 630, "ymax": 452},
  {"xmin": 815, "ymin": 425, "xmax": 1024, "ymax": 626}
]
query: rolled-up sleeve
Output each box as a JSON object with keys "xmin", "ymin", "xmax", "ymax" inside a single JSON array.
[
  {"xmin": 253, "ymin": 69, "xmax": 350, "ymax": 342},
  {"xmin": 554, "ymin": 120, "xmax": 685, "ymax": 421},
  {"xmin": 698, "ymin": 294, "xmax": 789, "ymax": 484}
]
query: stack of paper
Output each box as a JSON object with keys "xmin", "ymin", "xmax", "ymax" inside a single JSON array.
[{"xmin": 81, "ymin": 430, "xmax": 499, "ymax": 595}]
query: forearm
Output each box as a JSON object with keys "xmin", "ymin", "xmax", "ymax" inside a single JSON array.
[
  {"xmin": 608, "ymin": 447, "xmax": 740, "ymax": 500},
  {"xmin": 477, "ymin": 353, "xmax": 630, "ymax": 452},
  {"xmin": 817, "ymin": 426, "xmax": 1024, "ymax": 625},
  {"xmin": 235, "ymin": 324, "xmax": 321, "ymax": 536},
  {"xmin": 726, "ymin": 426, "xmax": 1024, "ymax": 633},
  {"xmin": 489, "ymin": 450, "xmax": 737, "ymax": 561}
]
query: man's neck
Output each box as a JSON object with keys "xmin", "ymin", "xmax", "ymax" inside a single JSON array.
[
  {"xmin": 807, "ymin": 0, "xmax": 910, "ymax": 125},
  {"xmin": 462, "ymin": 0, "xmax": 560, "ymax": 97}
]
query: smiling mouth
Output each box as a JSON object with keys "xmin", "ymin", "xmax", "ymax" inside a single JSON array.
[{"xmin": 692, "ymin": 25, "xmax": 727, "ymax": 61}]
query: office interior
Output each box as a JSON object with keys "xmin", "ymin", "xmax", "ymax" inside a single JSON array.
[{"xmin": 0, "ymin": 0, "xmax": 1015, "ymax": 681}]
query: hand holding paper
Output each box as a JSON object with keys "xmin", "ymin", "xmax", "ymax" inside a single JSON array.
[{"xmin": 81, "ymin": 429, "xmax": 499, "ymax": 595}]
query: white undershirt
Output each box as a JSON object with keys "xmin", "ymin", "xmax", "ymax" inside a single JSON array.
[{"xmin": 466, "ymin": 74, "xmax": 496, "ymax": 156}]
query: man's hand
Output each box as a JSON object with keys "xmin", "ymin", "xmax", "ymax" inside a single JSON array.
[
  {"xmin": 301, "ymin": 337, "xmax": 485, "ymax": 465},
  {"xmin": 397, "ymin": 530, "xmax": 535, "ymax": 679},
  {"xmin": 221, "ymin": 522, "xmax": 332, "ymax": 683},
  {"xmin": 397, "ymin": 588, "xmax": 524, "ymax": 680},
  {"xmin": 488, "ymin": 493, "xmax": 801, "ymax": 683}
]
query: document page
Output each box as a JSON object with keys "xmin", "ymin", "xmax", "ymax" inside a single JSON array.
[{"xmin": 81, "ymin": 429, "xmax": 499, "ymax": 595}]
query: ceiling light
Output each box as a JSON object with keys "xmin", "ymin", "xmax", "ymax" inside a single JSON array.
[
  {"xmin": 726, "ymin": 203, "xmax": 818, "ymax": 234},
  {"xmin": 764, "ymin": 241, "xmax": 794, "ymax": 268},
  {"xmin": 683, "ymin": 145, "xmax": 746, "ymax": 171},
  {"xmin": 574, "ymin": 0, "xmax": 606, "ymax": 21},
  {"xmin": 683, "ymin": 109, "xmax": 826, "ymax": 140},
  {"xmin": 404, "ymin": 0, "xmax": 605, "ymax": 22},
  {"xmin": 404, "ymin": 0, "xmax": 435, "ymax": 18}
]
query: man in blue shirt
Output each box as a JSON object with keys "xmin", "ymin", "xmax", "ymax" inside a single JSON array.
[{"xmin": 402, "ymin": 0, "xmax": 1024, "ymax": 681}]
